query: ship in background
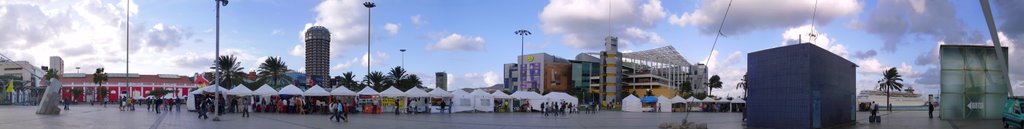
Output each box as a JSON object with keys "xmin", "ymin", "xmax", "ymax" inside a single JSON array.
[{"xmin": 857, "ymin": 86, "xmax": 929, "ymax": 108}]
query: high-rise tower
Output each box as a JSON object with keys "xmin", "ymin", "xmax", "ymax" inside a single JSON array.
[{"xmin": 305, "ymin": 26, "xmax": 330, "ymax": 83}]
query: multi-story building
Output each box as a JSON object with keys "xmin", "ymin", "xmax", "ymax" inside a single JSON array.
[
  {"xmin": 0, "ymin": 59, "xmax": 44, "ymax": 105},
  {"xmin": 304, "ymin": 26, "xmax": 331, "ymax": 85},
  {"xmin": 49, "ymin": 56, "xmax": 63, "ymax": 76},
  {"xmin": 436, "ymin": 72, "xmax": 448, "ymax": 91},
  {"xmin": 690, "ymin": 63, "xmax": 708, "ymax": 95},
  {"xmin": 60, "ymin": 73, "xmax": 198, "ymax": 103},
  {"xmin": 502, "ymin": 45, "xmax": 706, "ymax": 104}
]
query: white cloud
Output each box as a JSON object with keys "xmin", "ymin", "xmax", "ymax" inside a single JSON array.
[
  {"xmin": 448, "ymin": 71, "xmax": 500, "ymax": 90},
  {"xmin": 410, "ymin": 15, "xmax": 423, "ymax": 26},
  {"xmin": 384, "ymin": 23, "xmax": 399, "ymax": 35},
  {"xmin": 0, "ymin": 0, "xmax": 205, "ymax": 75},
  {"xmin": 361, "ymin": 51, "xmax": 390, "ymax": 68},
  {"xmin": 780, "ymin": 24, "xmax": 849, "ymax": 58},
  {"xmin": 701, "ymin": 50, "xmax": 747, "ymax": 97},
  {"xmin": 291, "ymin": 0, "xmax": 372, "ymax": 58},
  {"xmin": 539, "ymin": 0, "xmax": 667, "ymax": 49},
  {"xmin": 331, "ymin": 57, "xmax": 360, "ymax": 71},
  {"xmin": 862, "ymin": 0, "xmax": 984, "ymax": 52},
  {"xmin": 670, "ymin": 0, "xmax": 861, "ymax": 36},
  {"xmin": 426, "ymin": 33, "xmax": 486, "ymax": 51}
]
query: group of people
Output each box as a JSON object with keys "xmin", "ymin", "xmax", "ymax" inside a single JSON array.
[
  {"xmin": 144, "ymin": 97, "xmax": 182, "ymax": 114},
  {"xmin": 541, "ymin": 101, "xmax": 577, "ymax": 116}
]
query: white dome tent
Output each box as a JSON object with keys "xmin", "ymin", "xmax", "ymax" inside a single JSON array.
[
  {"xmin": 543, "ymin": 92, "xmax": 578, "ymax": 106},
  {"xmin": 510, "ymin": 91, "xmax": 546, "ymax": 111},
  {"xmin": 428, "ymin": 89, "xmax": 453, "ymax": 98},
  {"xmin": 404, "ymin": 88, "xmax": 431, "ymax": 113},
  {"xmin": 329, "ymin": 87, "xmax": 357, "ymax": 96},
  {"xmin": 622, "ymin": 95, "xmax": 642, "ymax": 112},
  {"xmin": 226, "ymin": 84, "xmax": 253, "ymax": 96},
  {"xmin": 491, "ymin": 91, "xmax": 513, "ymax": 112},
  {"xmin": 357, "ymin": 88, "xmax": 380, "ymax": 95},
  {"xmin": 470, "ymin": 90, "xmax": 494, "ymax": 112},
  {"xmin": 451, "ymin": 90, "xmax": 474, "ymax": 113},
  {"xmin": 657, "ymin": 96, "xmax": 671, "ymax": 112},
  {"xmin": 404, "ymin": 88, "xmax": 430, "ymax": 98},
  {"xmin": 380, "ymin": 87, "xmax": 406, "ymax": 97},
  {"xmin": 253, "ymin": 84, "xmax": 279, "ymax": 96},
  {"xmin": 278, "ymin": 85, "xmax": 303, "ymax": 95},
  {"xmin": 302, "ymin": 85, "xmax": 330, "ymax": 96}
]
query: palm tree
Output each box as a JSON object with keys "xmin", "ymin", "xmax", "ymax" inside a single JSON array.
[
  {"xmin": 70, "ymin": 88, "xmax": 84, "ymax": 102},
  {"xmin": 257, "ymin": 57, "xmax": 292, "ymax": 89},
  {"xmin": 386, "ymin": 66, "xmax": 407, "ymax": 90},
  {"xmin": 707, "ymin": 75, "xmax": 723, "ymax": 94},
  {"xmin": 402, "ymin": 74, "xmax": 423, "ymax": 91},
  {"xmin": 679, "ymin": 81, "xmax": 693, "ymax": 97},
  {"xmin": 92, "ymin": 68, "xmax": 109, "ymax": 106},
  {"xmin": 878, "ymin": 67, "xmax": 904, "ymax": 112},
  {"xmin": 363, "ymin": 71, "xmax": 387, "ymax": 91},
  {"xmin": 96, "ymin": 86, "xmax": 109, "ymax": 107},
  {"xmin": 340, "ymin": 72, "xmax": 359, "ymax": 90},
  {"xmin": 43, "ymin": 69, "xmax": 59, "ymax": 81},
  {"xmin": 214, "ymin": 55, "xmax": 246, "ymax": 88}
]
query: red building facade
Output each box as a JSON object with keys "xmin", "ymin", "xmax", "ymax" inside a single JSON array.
[{"xmin": 59, "ymin": 73, "xmax": 198, "ymax": 103}]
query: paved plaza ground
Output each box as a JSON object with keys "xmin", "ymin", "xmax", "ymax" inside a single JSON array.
[{"xmin": 0, "ymin": 105, "xmax": 1005, "ymax": 129}]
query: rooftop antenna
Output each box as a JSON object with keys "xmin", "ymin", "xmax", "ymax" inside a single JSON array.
[
  {"xmin": 607, "ymin": 0, "xmax": 612, "ymax": 36},
  {"xmin": 806, "ymin": 0, "xmax": 819, "ymax": 43}
]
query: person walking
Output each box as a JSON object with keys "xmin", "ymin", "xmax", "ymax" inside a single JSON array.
[
  {"xmin": 154, "ymin": 97, "xmax": 162, "ymax": 114},
  {"xmin": 541, "ymin": 102, "xmax": 547, "ymax": 116},
  {"xmin": 63, "ymin": 98, "xmax": 70, "ymax": 110},
  {"xmin": 242, "ymin": 97, "xmax": 251, "ymax": 117},
  {"xmin": 927, "ymin": 101, "xmax": 935, "ymax": 118},
  {"xmin": 198, "ymin": 98, "xmax": 210, "ymax": 119},
  {"xmin": 394, "ymin": 99, "xmax": 401, "ymax": 115}
]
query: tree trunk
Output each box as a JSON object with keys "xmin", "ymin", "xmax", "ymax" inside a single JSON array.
[{"xmin": 886, "ymin": 87, "xmax": 891, "ymax": 112}]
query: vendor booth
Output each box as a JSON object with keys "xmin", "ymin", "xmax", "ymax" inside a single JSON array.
[
  {"xmin": 470, "ymin": 90, "xmax": 494, "ymax": 112},
  {"xmin": 622, "ymin": 95, "xmax": 642, "ymax": 112},
  {"xmin": 356, "ymin": 88, "xmax": 381, "ymax": 114},
  {"xmin": 657, "ymin": 96, "xmax": 671, "ymax": 112}
]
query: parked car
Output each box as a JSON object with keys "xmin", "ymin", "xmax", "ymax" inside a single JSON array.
[{"xmin": 1004, "ymin": 97, "xmax": 1024, "ymax": 128}]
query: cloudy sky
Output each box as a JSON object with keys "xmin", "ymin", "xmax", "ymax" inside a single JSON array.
[{"xmin": 2, "ymin": 0, "xmax": 1023, "ymax": 96}]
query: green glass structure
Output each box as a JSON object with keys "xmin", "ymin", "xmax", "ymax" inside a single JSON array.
[{"xmin": 939, "ymin": 45, "xmax": 1009, "ymax": 120}]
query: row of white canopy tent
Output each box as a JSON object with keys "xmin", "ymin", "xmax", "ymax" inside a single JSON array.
[
  {"xmin": 622, "ymin": 95, "xmax": 747, "ymax": 112},
  {"xmin": 190, "ymin": 84, "xmax": 457, "ymax": 98},
  {"xmin": 450, "ymin": 90, "xmax": 580, "ymax": 112}
]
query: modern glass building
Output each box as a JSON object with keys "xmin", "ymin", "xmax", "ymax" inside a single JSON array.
[
  {"xmin": 747, "ymin": 43, "xmax": 857, "ymax": 129},
  {"xmin": 939, "ymin": 45, "xmax": 1009, "ymax": 120}
]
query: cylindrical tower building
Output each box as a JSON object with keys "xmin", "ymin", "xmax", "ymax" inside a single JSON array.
[{"xmin": 305, "ymin": 26, "xmax": 331, "ymax": 84}]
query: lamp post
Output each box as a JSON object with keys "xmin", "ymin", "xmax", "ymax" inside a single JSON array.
[
  {"xmin": 400, "ymin": 49, "xmax": 406, "ymax": 68},
  {"xmin": 212, "ymin": 0, "xmax": 228, "ymax": 121},
  {"xmin": 364, "ymin": 2, "xmax": 375, "ymax": 76},
  {"xmin": 514, "ymin": 29, "xmax": 531, "ymax": 91}
]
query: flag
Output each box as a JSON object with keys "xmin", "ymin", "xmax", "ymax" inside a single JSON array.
[{"xmin": 5, "ymin": 81, "xmax": 12, "ymax": 93}]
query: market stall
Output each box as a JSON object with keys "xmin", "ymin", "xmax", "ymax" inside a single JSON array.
[{"xmin": 622, "ymin": 95, "xmax": 641, "ymax": 112}]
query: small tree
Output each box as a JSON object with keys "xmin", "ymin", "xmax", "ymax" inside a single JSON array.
[
  {"xmin": 708, "ymin": 75, "xmax": 723, "ymax": 94},
  {"xmin": 70, "ymin": 88, "xmax": 84, "ymax": 102},
  {"xmin": 96, "ymin": 86, "xmax": 109, "ymax": 105},
  {"xmin": 878, "ymin": 67, "xmax": 904, "ymax": 112}
]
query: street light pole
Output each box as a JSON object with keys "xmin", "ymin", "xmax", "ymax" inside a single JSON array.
[
  {"xmin": 514, "ymin": 29, "xmax": 531, "ymax": 91},
  {"xmin": 400, "ymin": 49, "xmax": 406, "ymax": 68},
  {"xmin": 212, "ymin": 0, "xmax": 228, "ymax": 121},
  {"xmin": 364, "ymin": 2, "xmax": 375, "ymax": 76}
]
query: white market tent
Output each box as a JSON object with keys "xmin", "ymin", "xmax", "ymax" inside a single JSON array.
[
  {"xmin": 404, "ymin": 88, "xmax": 430, "ymax": 98},
  {"xmin": 491, "ymin": 91, "xmax": 512, "ymax": 99},
  {"xmin": 358, "ymin": 87, "xmax": 380, "ymax": 95},
  {"xmin": 686, "ymin": 97, "xmax": 699, "ymax": 103},
  {"xmin": 253, "ymin": 85, "xmax": 279, "ymax": 96},
  {"xmin": 657, "ymin": 96, "xmax": 672, "ymax": 112},
  {"xmin": 451, "ymin": 90, "xmax": 474, "ymax": 112},
  {"xmin": 543, "ymin": 92, "xmax": 579, "ymax": 106},
  {"xmin": 278, "ymin": 85, "xmax": 304, "ymax": 95},
  {"xmin": 303, "ymin": 85, "xmax": 330, "ymax": 96},
  {"xmin": 380, "ymin": 87, "xmax": 406, "ymax": 97},
  {"xmin": 428, "ymin": 89, "xmax": 453, "ymax": 98},
  {"xmin": 510, "ymin": 91, "xmax": 546, "ymax": 110},
  {"xmin": 700, "ymin": 98, "xmax": 713, "ymax": 103},
  {"xmin": 330, "ymin": 87, "xmax": 357, "ymax": 96},
  {"xmin": 470, "ymin": 90, "xmax": 494, "ymax": 112},
  {"xmin": 226, "ymin": 84, "xmax": 254, "ymax": 96},
  {"xmin": 200, "ymin": 85, "xmax": 228, "ymax": 93},
  {"xmin": 622, "ymin": 95, "xmax": 642, "ymax": 112},
  {"xmin": 671, "ymin": 96, "xmax": 686, "ymax": 103}
]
